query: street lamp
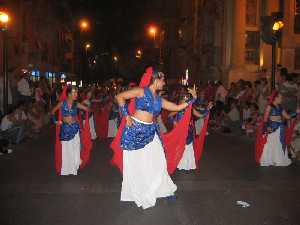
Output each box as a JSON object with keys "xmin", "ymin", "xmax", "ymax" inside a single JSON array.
[
  {"xmin": 79, "ymin": 19, "xmax": 89, "ymax": 31},
  {"xmin": 261, "ymin": 13, "xmax": 284, "ymax": 90},
  {"xmin": 136, "ymin": 49, "xmax": 142, "ymax": 59},
  {"xmin": 148, "ymin": 26, "xmax": 157, "ymax": 41},
  {"xmin": 0, "ymin": 11, "xmax": 9, "ymax": 114},
  {"xmin": 113, "ymin": 56, "xmax": 118, "ymax": 62}
]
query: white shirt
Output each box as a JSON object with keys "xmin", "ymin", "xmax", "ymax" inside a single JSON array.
[
  {"xmin": 1, "ymin": 115, "xmax": 13, "ymax": 131},
  {"xmin": 17, "ymin": 78, "xmax": 31, "ymax": 96}
]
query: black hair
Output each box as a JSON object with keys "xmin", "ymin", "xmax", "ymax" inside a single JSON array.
[{"xmin": 66, "ymin": 85, "xmax": 78, "ymax": 97}]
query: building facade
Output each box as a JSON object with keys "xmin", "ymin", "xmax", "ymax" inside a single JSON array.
[
  {"xmin": 0, "ymin": 0, "xmax": 75, "ymax": 81},
  {"xmin": 163, "ymin": 0, "xmax": 300, "ymax": 86}
]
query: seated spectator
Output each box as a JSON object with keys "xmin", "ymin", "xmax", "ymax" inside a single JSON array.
[
  {"xmin": 27, "ymin": 103, "xmax": 44, "ymax": 134},
  {"xmin": 0, "ymin": 108, "xmax": 27, "ymax": 144}
]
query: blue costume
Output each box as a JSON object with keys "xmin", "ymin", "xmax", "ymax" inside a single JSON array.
[
  {"xmin": 60, "ymin": 100, "xmax": 80, "ymax": 141},
  {"xmin": 266, "ymin": 105, "xmax": 286, "ymax": 151},
  {"xmin": 121, "ymin": 87, "xmax": 162, "ymax": 151}
]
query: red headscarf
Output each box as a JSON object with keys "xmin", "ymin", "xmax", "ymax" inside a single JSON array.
[{"xmin": 110, "ymin": 67, "xmax": 193, "ymax": 175}]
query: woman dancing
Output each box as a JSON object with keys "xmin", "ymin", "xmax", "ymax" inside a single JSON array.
[
  {"xmin": 256, "ymin": 91, "xmax": 299, "ymax": 166},
  {"xmin": 51, "ymin": 85, "xmax": 91, "ymax": 175},
  {"xmin": 172, "ymin": 94, "xmax": 212, "ymax": 170},
  {"xmin": 111, "ymin": 67, "xmax": 197, "ymax": 209}
]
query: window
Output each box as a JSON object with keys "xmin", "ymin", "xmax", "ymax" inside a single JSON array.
[
  {"xmin": 295, "ymin": 0, "xmax": 300, "ymax": 33},
  {"xmin": 245, "ymin": 31, "xmax": 260, "ymax": 64},
  {"xmin": 295, "ymin": 48, "xmax": 300, "ymax": 70},
  {"xmin": 246, "ymin": 0, "xmax": 258, "ymax": 27}
]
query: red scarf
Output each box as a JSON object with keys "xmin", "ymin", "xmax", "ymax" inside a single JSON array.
[
  {"xmin": 110, "ymin": 67, "xmax": 193, "ymax": 175},
  {"xmin": 193, "ymin": 113, "xmax": 210, "ymax": 169}
]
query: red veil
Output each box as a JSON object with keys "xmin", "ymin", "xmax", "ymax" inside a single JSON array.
[
  {"xmin": 110, "ymin": 67, "xmax": 192, "ymax": 175},
  {"xmin": 255, "ymin": 91, "xmax": 297, "ymax": 163},
  {"xmin": 193, "ymin": 113, "xmax": 210, "ymax": 169},
  {"xmin": 94, "ymin": 101, "xmax": 111, "ymax": 139},
  {"xmin": 54, "ymin": 86, "xmax": 92, "ymax": 174}
]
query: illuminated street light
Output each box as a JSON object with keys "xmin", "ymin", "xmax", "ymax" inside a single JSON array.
[
  {"xmin": 79, "ymin": 19, "xmax": 90, "ymax": 31},
  {"xmin": 272, "ymin": 20, "xmax": 284, "ymax": 31},
  {"xmin": 0, "ymin": 11, "xmax": 9, "ymax": 23},
  {"xmin": 0, "ymin": 10, "xmax": 9, "ymax": 113},
  {"xmin": 113, "ymin": 56, "xmax": 118, "ymax": 62},
  {"xmin": 136, "ymin": 49, "xmax": 142, "ymax": 59},
  {"xmin": 0, "ymin": 11, "xmax": 9, "ymax": 31},
  {"xmin": 85, "ymin": 43, "xmax": 91, "ymax": 50},
  {"xmin": 148, "ymin": 26, "xmax": 157, "ymax": 40}
]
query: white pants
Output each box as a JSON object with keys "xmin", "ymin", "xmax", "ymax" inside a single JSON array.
[
  {"xmin": 177, "ymin": 143, "xmax": 196, "ymax": 170},
  {"xmin": 61, "ymin": 132, "xmax": 81, "ymax": 175},
  {"xmin": 84, "ymin": 116, "xmax": 97, "ymax": 140},
  {"xmin": 108, "ymin": 119, "xmax": 118, "ymax": 138},
  {"xmin": 121, "ymin": 132, "xmax": 177, "ymax": 209},
  {"xmin": 260, "ymin": 129, "xmax": 292, "ymax": 167}
]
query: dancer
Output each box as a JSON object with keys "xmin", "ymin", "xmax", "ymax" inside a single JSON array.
[
  {"xmin": 111, "ymin": 67, "xmax": 197, "ymax": 209},
  {"xmin": 255, "ymin": 91, "xmax": 299, "ymax": 166},
  {"xmin": 81, "ymin": 89, "xmax": 97, "ymax": 140},
  {"xmin": 172, "ymin": 94, "xmax": 212, "ymax": 170},
  {"xmin": 51, "ymin": 85, "xmax": 92, "ymax": 175}
]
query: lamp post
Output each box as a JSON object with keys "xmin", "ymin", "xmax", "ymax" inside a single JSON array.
[
  {"xmin": 0, "ymin": 11, "xmax": 9, "ymax": 114},
  {"xmin": 261, "ymin": 13, "xmax": 284, "ymax": 90},
  {"xmin": 77, "ymin": 19, "xmax": 90, "ymax": 84}
]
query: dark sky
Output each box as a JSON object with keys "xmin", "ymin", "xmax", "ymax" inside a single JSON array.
[{"xmin": 69, "ymin": 0, "xmax": 165, "ymax": 53}]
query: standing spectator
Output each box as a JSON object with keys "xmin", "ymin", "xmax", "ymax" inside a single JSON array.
[
  {"xmin": 280, "ymin": 74, "xmax": 298, "ymax": 113},
  {"xmin": 258, "ymin": 78, "xmax": 270, "ymax": 114},
  {"xmin": 17, "ymin": 71, "xmax": 32, "ymax": 104}
]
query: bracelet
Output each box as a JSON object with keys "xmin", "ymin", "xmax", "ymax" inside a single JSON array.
[
  {"xmin": 119, "ymin": 104, "xmax": 129, "ymax": 117},
  {"xmin": 290, "ymin": 112, "xmax": 297, "ymax": 118},
  {"xmin": 186, "ymin": 97, "xmax": 196, "ymax": 105}
]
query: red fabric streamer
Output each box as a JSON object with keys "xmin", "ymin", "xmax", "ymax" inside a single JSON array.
[
  {"xmin": 285, "ymin": 119, "xmax": 297, "ymax": 146},
  {"xmin": 161, "ymin": 105, "xmax": 192, "ymax": 174},
  {"xmin": 255, "ymin": 119, "xmax": 267, "ymax": 164},
  {"xmin": 110, "ymin": 66, "xmax": 192, "ymax": 175},
  {"xmin": 193, "ymin": 113, "xmax": 210, "ymax": 169},
  {"xmin": 95, "ymin": 103, "xmax": 110, "ymax": 139},
  {"xmin": 80, "ymin": 112, "xmax": 92, "ymax": 169}
]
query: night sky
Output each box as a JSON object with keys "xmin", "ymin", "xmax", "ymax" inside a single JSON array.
[{"xmin": 69, "ymin": 0, "xmax": 164, "ymax": 53}]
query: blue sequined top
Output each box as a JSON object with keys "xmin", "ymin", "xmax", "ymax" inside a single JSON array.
[
  {"xmin": 269, "ymin": 105, "xmax": 283, "ymax": 117},
  {"xmin": 120, "ymin": 87, "xmax": 164, "ymax": 151},
  {"xmin": 60, "ymin": 100, "xmax": 80, "ymax": 141},
  {"xmin": 135, "ymin": 87, "xmax": 162, "ymax": 116}
]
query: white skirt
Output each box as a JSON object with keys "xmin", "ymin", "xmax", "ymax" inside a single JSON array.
[
  {"xmin": 61, "ymin": 132, "xmax": 81, "ymax": 175},
  {"xmin": 121, "ymin": 121, "xmax": 177, "ymax": 209},
  {"xmin": 108, "ymin": 118, "xmax": 118, "ymax": 138},
  {"xmin": 260, "ymin": 129, "xmax": 292, "ymax": 167},
  {"xmin": 84, "ymin": 116, "xmax": 97, "ymax": 140},
  {"xmin": 177, "ymin": 143, "xmax": 196, "ymax": 170},
  {"xmin": 195, "ymin": 118, "xmax": 204, "ymax": 135}
]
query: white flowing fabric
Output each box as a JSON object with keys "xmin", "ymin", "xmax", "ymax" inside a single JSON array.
[
  {"xmin": 260, "ymin": 129, "xmax": 292, "ymax": 167},
  {"xmin": 177, "ymin": 143, "xmax": 196, "ymax": 170},
  {"xmin": 195, "ymin": 118, "xmax": 204, "ymax": 135},
  {"xmin": 61, "ymin": 132, "xmax": 81, "ymax": 175},
  {"xmin": 83, "ymin": 116, "xmax": 97, "ymax": 140},
  {"xmin": 121, "ymin": 118, "xmax": 177, "ymax": 209},
  {"xmin": 108, "ymin": 119, "xmax": 118, "ymax": 138}
]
